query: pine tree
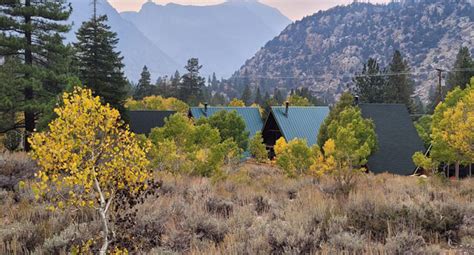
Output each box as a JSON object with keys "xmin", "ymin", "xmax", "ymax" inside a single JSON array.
[
  {"xmin": 211, "ymin": 72, "xmax": 219, "ymax": 89},
  {"xmin": 353, "ymin": 58, "xmax": 387, "ymax": 103},
  {"xmin": 264, "ymin": 91, "xmax": 271, "ymax": 102},
  {"xmin": 447, "ymin": 47, "xmax": 474, "ymax": 90},
  {"xmin": 273, "ymin": 88, "xmax": 285, "ymax": 104},
  {"xmin": 0, "ymin": 0, "xmax": 72, "ymax": 150},
  {"xmin": 385, "ymin": 50, "xmax": 415, "ymax": 112},
  {"xmin": 180, "ymin": 58, "xmax": 205, "ymax": 105},
  {"xmin": 74, "ymin": 14, "xmax": 128, "ymax": 116},
  {"xmin": 134, "ymin": 65, "xmax": 154, "ymax": 100},
  {"xmin": 241, "ymin": 84, "xmax": 253, "ymax": 106},
  {"xmin": 254, "ymin": 86, "xmax": 263, "ymax": 106},
  {"xmin": 169, "ymin": 70, "xmax": 181, "ymax": 98}
]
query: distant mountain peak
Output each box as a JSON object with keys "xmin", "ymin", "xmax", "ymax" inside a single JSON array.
[
  {"xmin": 121, "ymin": 0, "xmax": 291, "ymax": 78},
  {"xmin": 230, "ymin": 0, "xmax": 474, "ymax": 103}
]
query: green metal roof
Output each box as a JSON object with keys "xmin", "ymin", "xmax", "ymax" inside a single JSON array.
[
  {"xmin": 189, "ymin": 107, "xmax": 263, "ymax": 138},
  {"xmin": 270, "ymin": 106, "xmax": 330, "ymax": 146},
  {"xmin": 360, "ymin": 104, "xmax": 426, "ymax": 175}
]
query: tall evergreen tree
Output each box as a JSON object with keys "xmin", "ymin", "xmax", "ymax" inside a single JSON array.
[
  {"xmin": 210, "ymin": 92, "xmax": 226, "ymax": 106},
  {"xmin": 74, "ymin": 14, "xmax": 128, "ymax": 115},
  {"xmin": 264, "ymin": 91, "xmax": 271, "ymax": 102},
  {"xmin": 385, "ymin": 50, "xmax": 415, "ymax": 111},
  {"xmin": 273, "ymin": 88, "xmax": 285, "ymax": 104},
  {"xmin": 133, "ymin": 65, "xmax": 154, "ymax": 100},
  {"xmin": 211, "ymin": 72, "xmax": 219, "ymax": 89},
  {"xmin": 353, "ymin": 58, "xmax": 387, "ymax": 103},
  {"xmin": 180, "ymin": 58, "xmax": 205, "ymax": 105},
  {"xmin": 0, "ymin": 0, "xmax": 72, "ymax": 150},
  {"xmin": 241, "ymin": 84, "xmax": 253, "ymax": 106},
  {"xmin": 169, "ymin": 70, "xmax": 181, "ymax": 98},
  {"xmin": 254, "ymin": 86, "xmax": 263, "ymax": 106},
  {"xmin": 447, "ymin": 47, "xmax": 474, "ymax": 90}
]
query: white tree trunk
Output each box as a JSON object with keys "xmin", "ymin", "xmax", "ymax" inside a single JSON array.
[
  {"xmin": 94, "ymin": 177, "xmax": 112, "ymax": 255},
  {"xmin": 99, "ymin": 208, "xmax": 109, "ymax": 255}
]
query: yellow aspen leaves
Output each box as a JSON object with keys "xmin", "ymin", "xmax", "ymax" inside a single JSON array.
[
  {"xmin": 29, "ymin": 87, "xmax": 151, "ymax": 210},
  {"xmin": 274, "ymin": 137, "xmax": 287, "ymax": 156}
]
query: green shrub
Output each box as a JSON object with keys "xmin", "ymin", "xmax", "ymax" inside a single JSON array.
[
  {"xmin": 249, "ymin": 131, "xmax": 267, "ymax": 163},
  {"xmin": 276, "ymin": 139, "xmax": 314, "ymax": 177},
  {"xmin": 3, "ymin": 130, "xmax": 21, "ymax": 151}
]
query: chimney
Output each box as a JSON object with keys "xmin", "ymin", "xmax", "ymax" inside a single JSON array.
[
  {"xmin": 285, "ymin": 101, "xmax": 289, "ymax": 116},
  {"xmin": 354, "ymin": 95, "xmax": 359, "ymax": 106}
]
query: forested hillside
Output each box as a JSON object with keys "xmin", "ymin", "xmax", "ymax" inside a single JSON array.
[{"xmin": 231, "ymin": 0, "xmax": 474, "ymax": 103}]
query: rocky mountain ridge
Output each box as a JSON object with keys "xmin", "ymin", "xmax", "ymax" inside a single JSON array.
[{"xmin": 231, "ymin": 0, "xmax": 474, "ymax": 103}]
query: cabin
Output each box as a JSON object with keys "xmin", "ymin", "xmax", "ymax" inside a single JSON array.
[
  {"xmin": 262, "ymin": 104, "xmax": 330, "ymax": 156},
  {"xmin": 359, "ymin": 104, "xmax": 426, "ymax": 175},
  {"xmin": 188, "ymin": 105, "xmax": 264, "ymax": 138},
  {"xmin": 128, "ymin": 110, "xmax": 177, "ymax": 134}
]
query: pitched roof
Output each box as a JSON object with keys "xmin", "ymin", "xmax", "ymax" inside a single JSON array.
[
  {"xmin": 359, "ymin": 104, "xmax": 425, "ymax": 175},
  {"xmin": 189, "ymin": 107, "xmax": 263, "ymax": 137},
  {"xmin": 270, "ymin": 106, "xmax": 330, "ymax": 146},
  {"xmin": 128, "ymin": 110, "xmax": 177, "ymax": 134}
]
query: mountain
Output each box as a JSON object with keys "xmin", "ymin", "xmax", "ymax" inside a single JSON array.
[
  {"xmin": 231, "ymin": 0, "xmax": 474, "ymax": 103},
  {"xmin": 121, "ymin": 0, "xmax": 291, "ymax": 78},
  {"xmin": 66, "ymin": 0, "xmax": 177, "ymax": 81}
]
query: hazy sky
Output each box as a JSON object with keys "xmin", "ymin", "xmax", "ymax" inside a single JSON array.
[{"xmin": 109, "ymin": 0, "xmax": 390, "ymax": 20}]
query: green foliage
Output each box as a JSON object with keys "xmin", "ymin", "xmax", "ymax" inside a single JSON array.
[
  {"xmin": 228, "ymin": 98, "xmax": 245, "ymax": 107},
  {"xmin": 149, "ymin": 113, "xmax": 241, "ymax": 177},
  {"xmin": 412, "ymin": 152, "xmax": 438, "ymax": 175},
  {"xmin": 353, "ymin": 51, "xmax": 415, "ymax": 112},
  {"xmin": 446, "ymin": 47, "xmax": 474, "ymax": 90},
  {"xmin": 74, "ymin": 15, "xmax": 129, "ymax": 116},
  {"xmin": 249, "ymin": 131, "xmax": 268, "ymax": 163},
  {"xmin": 317, "ymin": 92, "xmax": 354, "ymax": 148},
  {"xmin": 125, "ymin": 95, "xmax": 188, "ymax": 113},
  {"xmin": 353, "ymin": 58, "xmax": 387, "ymax": 103},
  {"xmin": 4, "ymin": 130, "xmax": 22, "ymax": 152},
  {"xmin": 290, "ymin": 88, "xmax": 323, "ymax": 106},
  {"xmin": 276, "ymin": 139, "xmax": 314, "ymax": 178},
  {"xmin": 197, "ymin": 110, "xmax": 249, "ymax": 151},
  {"xmin": 0, "ymin": 0, "xmax": 73, "ymax": 147},
  {"xmin": 180, "ymin": 58, "xmax": 206, "ymax": 106},
  {"xmin": 286, "ymin": 95, "xmax": 312, "ymax": 106},
  {"xmin": 254, "ymin": 87, "xmax": 264, "ymax": 106},
  {"xmin": 430, "ymin": 86, "xmax": 469, "ymax": 164},
  {"xmin": 133, "ymin": 65, "xmax": 155, "ymax": 100},
  {"xmin": 414, "ymin": 115, "xmax": 432, "ymax": 148},
  {"xmin": 273, "ymin": 88, "xmax": 285, "ymax": 105},
  {"xmin": 240, "ymin": 84, "xmax": 253, "ymax": 106},
  {"xmin": 385, "ymin": 50, "xmax": 415, "ymax": 112},
  {"xmin": 326, "ymin": 107, "xmax": 377, "ymax": 167}
]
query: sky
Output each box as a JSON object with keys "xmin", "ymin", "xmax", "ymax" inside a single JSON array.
[{"xmin": 108, "ymin": 0, "xmax": 390, "ymax": 20}]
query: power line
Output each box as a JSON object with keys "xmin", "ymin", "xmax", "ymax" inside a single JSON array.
[{"xmin": 225, "ymin": 68, "xmax": 474, "ymax": 80}]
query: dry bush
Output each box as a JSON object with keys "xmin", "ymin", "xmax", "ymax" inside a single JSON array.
[
  {"xmin": 1, "ymin": 163, "xmax": 473, "ymax": 254},
  {"xmin": 0, "ymin": 152, "xmax": 36, "ymax": 190}
]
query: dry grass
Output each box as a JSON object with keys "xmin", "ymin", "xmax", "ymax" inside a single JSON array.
[{"xmin": 0, "ymin": 155, "xmax": 473, "ymax": 254}]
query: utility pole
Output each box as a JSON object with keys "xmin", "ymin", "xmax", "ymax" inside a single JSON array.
[{"xmin": 434, "ymin": 68, "xmax": 446, "ymax": 107}]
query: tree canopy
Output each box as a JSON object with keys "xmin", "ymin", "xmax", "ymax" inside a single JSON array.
[
  {"xmin": 197, "ymin": 110, "xmax": 249, "ymax": 151},
  {"xmin": 0, "ymin": 0, "xmax": 73, "ymax": 150},
  {"xmin": 133, "ymin": 65, "xmax": 155, "ymax": 100},
  {"xmin": 74, "ymin": 15, "xmax": 129, "ymax": 116},
  {"xmin": 317, "ymin": 92, "xmax": 354, "ymax": 147},
  {"xmin": 30, "ymin": 87, "xmax": 150, "ymax": 254},
  {"xmin": 447, "ymin": 47, "xmax": 474, "ymax": 90},
  {"xmin": 125, "ymin": 95, "xmax": 188, "ymax": 113}
]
